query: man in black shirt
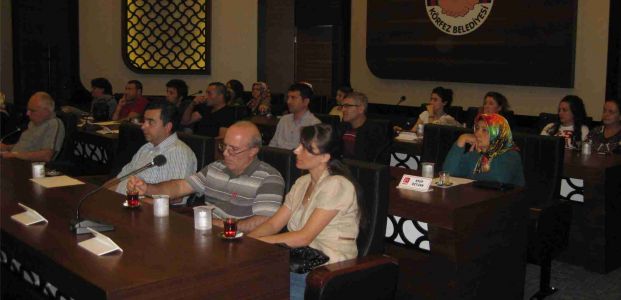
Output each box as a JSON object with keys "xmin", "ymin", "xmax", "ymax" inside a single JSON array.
[
  {"xmin": 181, "ymin": 82, "xmax": 236, "ymax": 137},
  {"xmin": 337, "ymin": 92, "xmax": 390, "ymax": 163}
]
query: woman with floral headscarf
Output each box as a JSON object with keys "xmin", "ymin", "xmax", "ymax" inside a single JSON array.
[
  {"xmin": 442, "ymin": 113, "xmax": 525, "ymax": 186},
  {"xmin": 247, "ymin": 81, "xmax": 272, "ymax": 115}
]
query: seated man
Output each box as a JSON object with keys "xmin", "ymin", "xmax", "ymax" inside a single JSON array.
[
  {"xmin": 110, "ymin": 100, "xmax": 197, "ymax": 205},
  {"xmin": 337, "ymin": 91, "xmax": 390, "ymax": 163},
  {"xmin": 269, "ymin": 83, "xmax": 321, "ymax": 149},
  {"xmin": 1, "ymin": 92, "xmax": 64, "ymax": 162},
  {"xmin": 181, "ymin": 82, "xmax": 236, "ymax": 138},
  {"xmin": 166, "ymin": 79, "xmax": 193, "ymax": 132},
  {"xmin": 112, "ymin": 80, "xmax": 149, "ymax": 121},
  {"xmin": 128, "ymin": 121, "xmax": 285, "ymax": 232}
]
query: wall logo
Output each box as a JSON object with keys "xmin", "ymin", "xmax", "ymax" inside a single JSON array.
[{"xmin": 426, "ymin": 0, "xmax": 493, "ymax": 36}]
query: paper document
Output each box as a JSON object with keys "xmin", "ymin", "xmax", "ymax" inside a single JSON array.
[
  {"xmin": 30, "ymin": 176, "xmax": 84, "ymax": 188},
  {"xmin": 395, "ymin": 132, "xmax": 420, "ymax": 141},
  {"xmin": 93, "ymin": 121, "xmax": 120, "ymax": 126},
  {"xmin": 431, "ymin": 177, "xmax": 474, "ymax": 189},
  {"xmin": 78, "ymin": 228, "xmax": 123, "ymax": 256},
  {"xmin": 11, "ymin": 203, "xmax": 48, "ymax": 225}
]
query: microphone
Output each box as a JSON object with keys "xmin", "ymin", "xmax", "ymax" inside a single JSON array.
[
  {"xmin": 70, "ymin": 155, "xmax": 167, "ymax": 234},
  {"xmin": 396, "ymin": 96, "xmax": 406, "ymax": 106},
  {"xmin": 0, "ymin": 127, "xmax": 22, "ymax": 144}
]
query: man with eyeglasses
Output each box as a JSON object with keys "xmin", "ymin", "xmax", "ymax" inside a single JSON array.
[
  {"xmin": 337, "ymin": 92, "xmax": 390, "ymax": 163},
  {"xmin": 1, "ymin": 92, "xmax": 64, "ymax": 162},
  {"xmin": 127, "ymin": 121, "xmax": 285, "ymax": 232}
]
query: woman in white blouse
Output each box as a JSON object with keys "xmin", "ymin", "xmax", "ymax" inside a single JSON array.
[
  {"xmin": 249, "ymin": 123, "xmax": 364, "ymax": 300},
  {"xmin": 540, "ymin": 95, "xmax": 589, "ymax": 148},
  {"xmin": 413, "ymin": 86, "xmax": 461, "ymax": 127}
]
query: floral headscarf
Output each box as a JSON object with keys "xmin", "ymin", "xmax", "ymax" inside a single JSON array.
[{"xmin": 473, "ymin": 113, "xmax": 519, "ymax": 174}]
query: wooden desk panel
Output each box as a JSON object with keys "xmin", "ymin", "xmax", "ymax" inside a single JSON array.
[
  {"xmin": 0, "ymin": 159, "xmax": 289, "ymax": 299},
  {"xmin": 387, "ymin": 167, "xmax": 528, "ymax": 299}
]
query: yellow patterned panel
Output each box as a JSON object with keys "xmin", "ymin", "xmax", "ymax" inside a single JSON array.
[{"xmin": 124, "ymin": 0, "xmax": 209, "ymax": 73}]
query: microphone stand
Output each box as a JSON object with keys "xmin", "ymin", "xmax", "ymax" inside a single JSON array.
[{"xmin": 70, "ymin": 161, "xmax": 158, "ymax": 234}]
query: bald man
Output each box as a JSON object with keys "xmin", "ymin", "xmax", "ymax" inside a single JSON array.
[
  {"xmin": 127, "ymin": 121, "xmax": 285, "ymax": 232},
  {"xmin": 1, "ymin": 92, "xmax": 64, "ymax": 162}
]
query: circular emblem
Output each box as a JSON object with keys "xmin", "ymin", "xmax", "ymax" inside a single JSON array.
[{"xmin": 425, "ymin": 0, "xmax": 494, "ymax": 36}]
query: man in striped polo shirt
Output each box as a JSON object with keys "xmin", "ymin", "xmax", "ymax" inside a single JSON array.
[{"xmin": 127, "ymin": 121, "xmax": 285, "ymax": 232}]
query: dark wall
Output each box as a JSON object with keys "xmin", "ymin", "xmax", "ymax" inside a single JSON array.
[
  {"xmin": 606, "ymin": 0, "xmax": 621, "ymax": 100},
  {"xmin": 12, "ymin": 0, "xmax": 88, "ymax": 110}
]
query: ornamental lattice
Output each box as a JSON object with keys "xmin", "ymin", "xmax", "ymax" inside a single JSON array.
[{"xmin": 122, "ymin": 0, "xmax": 210, "ymax": 74}]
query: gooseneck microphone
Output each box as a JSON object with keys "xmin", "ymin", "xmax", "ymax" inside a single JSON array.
[
  {"xmin": 396, "ymin": 96, "xmax": 407, "ymax": 106},
  {"xmin": 0, "ymin": 127, "xmax": 22, "ymax": 144},
  {"xmin": 70, "ymin": 155, "xmax": 167, "ymax": 234}
]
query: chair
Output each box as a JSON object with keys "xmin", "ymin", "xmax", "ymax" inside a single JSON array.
[
  {"xmin": 257, "ymin": 146, "xmax": 302, "ymax": 192},
  {"xmin": 513, "ymin": 133, "xmax": 571, "ymax": 299},
  {"xmin": 365, "ymin": 118, "xmax": 394, "ymax": 165},
  {"xmin": 108, "ymin": 122, "xmax": 147, "ymax": 177},
  {"xmin": 315, "ymin": 114, "xmax": 340, "ymax": 131},
  {"xmin": 47, "ymin": 111, "xmax": 79, "ymax": 175},
  {"xmin": 305, "ymin": 159, "xmax": 398, "ymax": 300},
  {"xmin": 420, "ymin": 124, "xmax": 471, "ymax": 168},
  {"xmin": 177, "ymin": 132, "xmax": 216, "ymax": 171}
]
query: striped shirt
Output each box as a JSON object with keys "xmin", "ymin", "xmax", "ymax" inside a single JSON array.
[
  {"xmin": 185, "ymin": 158, "xmax": 285, "ymax": 219},
  {"xmin": 116, "ymin": 133, "xmax": 197, "ymax": 204}
]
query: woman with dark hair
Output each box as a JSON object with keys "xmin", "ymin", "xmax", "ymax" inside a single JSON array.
[
  {"xmin": 226, "ymin": 79, "xmax": 245, "ymax": 107},
  {"xmin": 249, "ymin": 123, "xmax": 364, "ymax": 300},
  {"xmin": 329, "ymin": 85, "xmax": 354, "ymax": 120},
  {"xmin": 482, "ymin": 91, "xmax": 510, "ymax": 114},
  {"xmin": 587, "ymin": 98, "xmax": 621, "ymax": 153},
  {"xmin": 413, "ymin": 86, "xmax": 461, "ymax": 127},
  {"xmin": 443, "ymin": 113, "xmax": 525, "ymax": 186},
  {"xmin": 540, "ymin": 95, "xmax": 589, "ymax": 149},
  {"xmin": 247, "ymin": 81, "xmax": 271, "ymax": 115}
]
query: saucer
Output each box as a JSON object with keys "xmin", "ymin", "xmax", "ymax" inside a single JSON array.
[
  {"xmin": 435, "ymin": 182, "xmax": 454, "ymax": 187},
  {"xmin": 122, "ymin": 201, "xmax": 141, "ymax": 208},
  {"xmin": 220, "ymin": 232, "xmax": 243, "ymax": 240}
]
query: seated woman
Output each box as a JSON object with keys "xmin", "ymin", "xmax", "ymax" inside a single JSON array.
[
  {"xmin": 468, "ymin": 91, "xmax": 515, "ymax": 128},
  {"xmin": 247, "ymin": 81, "xmax": 271, "ymax": 115},
  {"xmin": 413, "ymin": 86, "xmax": 461, "ymax": 128},
  {"xmin": 587, "ymin": 98, "xmax": 621, "ymax": 153},
  {"xmin": 540, "ymin": 95, "xmax": 589, "ymax": 149},
  {"xmin": 226, "ymin": 79, "xmax": 245, "ymax": 107},
  {"xmin": 249, "ymin": 124, "xmax": 363, "ymax": 300},
  {"xmin": 328, "ymin": 85, "xmax": 354, "ymax": 121},
  {"xmin": 443, "ymin": 113, "xmax": 525, "ymax": 186}
]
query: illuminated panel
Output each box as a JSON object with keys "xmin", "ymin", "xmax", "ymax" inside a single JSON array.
[{"xmin": 123, "ymin": 0, "xmax": 210, "ymax": 74}]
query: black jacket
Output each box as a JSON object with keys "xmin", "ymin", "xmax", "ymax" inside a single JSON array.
[{"xmin": 337, "ymin": 119, "xmax": 391, "ymax": 164}]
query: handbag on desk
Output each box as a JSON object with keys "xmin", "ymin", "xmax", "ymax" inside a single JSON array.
[{"xmin": 277, "ymin": 244, "xmax": 330, "ymax": 274}]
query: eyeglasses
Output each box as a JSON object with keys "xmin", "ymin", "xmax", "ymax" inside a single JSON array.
[
  {"xmin": 337, "ymin": 104, "xmax": 359, "ymax": 108},
  {"xmin": 218, "ymin": 142, "xmax": 253, "ymax": 156}
]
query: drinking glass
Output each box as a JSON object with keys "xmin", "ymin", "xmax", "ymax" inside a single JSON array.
[
  {"xmin": 223, "ymin": 218, "xmax": 238, "ymax": 238},
  {"xmin": 126, "ymin": 189, "xmax": 140, "ymax": 208}
]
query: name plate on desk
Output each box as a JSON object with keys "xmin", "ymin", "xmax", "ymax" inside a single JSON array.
[
  {"xmin": 397, "ymin": 174, "xmax": 432, "ymax": 192},
  {"xmin": 78, "ymin": 228, "xmax": 123, "ymax": 256},
  {"xmin": 11, "ymin": 203, "xmax": 48, "ymax": 225}
]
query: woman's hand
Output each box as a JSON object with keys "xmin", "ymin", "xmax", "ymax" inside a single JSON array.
[
  {"xmin": 456, "ymin": 133, "xmax": 478, "ymax": 151},
  {"xmin": 426, "ymin": 104, "xmax": 435, "ymax": 118}
]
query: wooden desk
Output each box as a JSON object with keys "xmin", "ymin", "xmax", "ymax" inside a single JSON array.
[
  {"xmin": 559, "ymin": 150, "xmax": 621, "ymax": 273},
  {"xmin": 386, "ymin": 167, "xmax": 528, "ymax": 299},
  {"xmin": 0, "ymin": 159, "xmax": 289, "ymax": 299}
]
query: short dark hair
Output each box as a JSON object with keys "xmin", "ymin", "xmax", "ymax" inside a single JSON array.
[
  {"xmin": 606, "ymin": 98, "xmax": 621, "ymax": 113},
  {"xmin": 128, "ymin": 80, "xmax": 143, "ymax": 93},
  {"xmin": 91, "ymin": 77, "xmax": 112, "ymax": 95},
  {"xmin": 337, "ymin": 85, "xmax": 354, "ymax": 95},
  {"xmin": 166, "ymin": 79, "xmax": 188, "ymax": 99},
  {"xmin": 144, "ymin": 99, "xmax": 179, "ymax": 131},
  {"xmin": 227, "ymin": 80, "xmax": 244, "ymax": 100},
  {"xmin": 432, "ymin": 86, "xmax": 453, "ymax": 107},
  {"xmin": 484, "ymin": 91, "xmax": 510, "ymax": 113},
  {"xmin": 288, "ymin": 83, "xmax": 314, "ymax": 100},
  {"xmin": 209, "ymin": 82, "xmax": 230, "ymax": 101}
]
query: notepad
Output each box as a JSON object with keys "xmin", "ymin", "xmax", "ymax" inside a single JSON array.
[
  {"xmin": 431, "ymin": 177, "xmax": 473, "ymax": 189},
  {"xmin": 78, "ymin": 228, "xmax": 123, "ymax": 256},
  {"xmin": 92, "ymin": 121, "xmax": 120, "ymax": 126},
  {"xmin": 11, "ymin": 203, "xmax": 48, "ymax": 225},
  {"xmin": 395, "ymin": 131, "xmax": 420, "ymax": 141},
  {"xmin": 30, "ymin": 176, "xmax": 84, "ymax": 188}
]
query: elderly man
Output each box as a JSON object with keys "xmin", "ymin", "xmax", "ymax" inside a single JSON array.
[
  {"xmin": 109, "ymin": 100, "xmax": 197, "ymax": 206},
  {"xmin": 1, "ymin": 92, "xmax": 64, "ymax": 162},
  {"xmin": 337, "ymin": 91, "xmax": 389, "ymax": 163},
  {"xmin": 269, "ymin": 83, "xmax": 321, "ymax": 149},
  {"xmin": 181, "ymin": 82, "xmax": 236, "ymax": 138},
  {"xmin": 128, "ymin": 121, "xmax": 285, "ymax": 232},
  {"xmin": 112, "ymin": 80, "xmax": 149, "ymax": 121}
]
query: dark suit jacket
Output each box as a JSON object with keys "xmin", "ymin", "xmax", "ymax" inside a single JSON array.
[{"xmin": 338, "ymin": 119, "xmax": 391, "ymax": 164}]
